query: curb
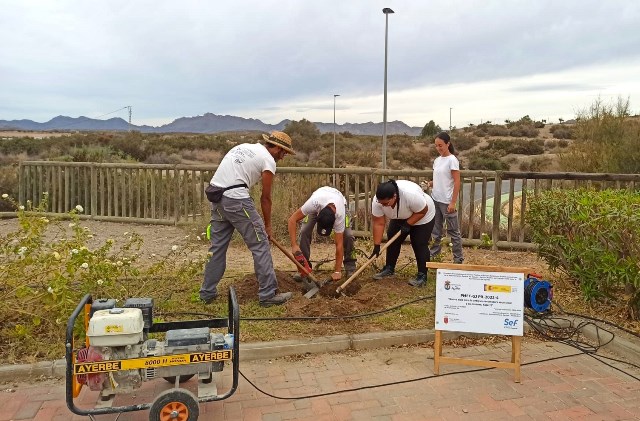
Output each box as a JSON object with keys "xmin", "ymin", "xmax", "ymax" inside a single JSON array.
[{"xmin": 1, "ymin": 327, "xmax": 638, "ymax": 384}]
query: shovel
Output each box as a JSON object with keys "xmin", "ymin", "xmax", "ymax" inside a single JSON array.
[
  {"xmin": 270, "ymin": 237, "xmax": 325, "ymax": 298},
  {"xmin": 336, "ymin": 231, "xmax": 402, "ymax": 296}
]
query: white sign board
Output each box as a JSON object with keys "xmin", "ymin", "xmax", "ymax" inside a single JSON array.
[{"xmin": 434, "ymin": 269, "xmax": 524, "ymax": 336}]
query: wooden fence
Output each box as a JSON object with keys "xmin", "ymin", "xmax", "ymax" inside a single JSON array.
[{"xmin": 12, "ymin": 161, "xmax": 640, "ymax": 250}]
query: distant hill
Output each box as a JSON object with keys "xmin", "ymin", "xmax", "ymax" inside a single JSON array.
[{"xmin": 0, "ymin": 113, "xmax": 422, "ymax": 136}]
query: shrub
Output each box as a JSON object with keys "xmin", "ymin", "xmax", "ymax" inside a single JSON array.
[
  {"xmin": 467, "ymin": 152, "xmax": 508, "ymax": 170},
  {"xmin": 526, "ymin": 188, "xmax": 640, "ymax": 317},
  {"xmin": 452, "ymin": 134, "xmax": 479, "ymax": 152},
  {"xmin": 0, "ymin": 194, "xmax": 205, "ymax": 362},
  {"xmin": 518, "ymin": 156, "xmax": 551, "ymax": 172}
]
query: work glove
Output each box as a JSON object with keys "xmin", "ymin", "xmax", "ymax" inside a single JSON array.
[
  {"xmin": 400, "ymin": 221, "xmax": 411, "ymax": 234},
  {"xmin": 368, "ymin": 244, "xmax": 381, "ymax": 259}
]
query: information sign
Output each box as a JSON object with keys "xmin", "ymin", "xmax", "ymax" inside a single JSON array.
[{"xmin": 434, "ymin": 268, "xmax": 524, "ymax": 336}]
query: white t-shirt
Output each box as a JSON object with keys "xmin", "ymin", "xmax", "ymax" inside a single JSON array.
[
  {"xmin": 431, "ymin": 154, "xmax": 460, "ymax": 204},
  {"xmin": 300, "ymin": 186, "xmax": 346, "ymax": 233},
  {"xmin": 210, "ymin": 143, "xmax": 276, "ymax": 199},
  {"xmin": 371, "ymin": 180, "xmax": 435, "ymax": 225}
]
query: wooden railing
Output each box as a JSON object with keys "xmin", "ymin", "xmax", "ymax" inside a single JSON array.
[{"xmin": 13, "ymin": 161, "xmax": 640, "ymax": 250}]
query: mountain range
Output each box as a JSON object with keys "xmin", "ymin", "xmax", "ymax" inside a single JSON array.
[{"xmin": 0, "ymin": 113, "xmax": 422, "ymax": 136}]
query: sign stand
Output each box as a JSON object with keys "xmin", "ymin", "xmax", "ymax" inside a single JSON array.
[{"xmin": 427, "ymin": 262, "xmax": 531, "ymax": 383}]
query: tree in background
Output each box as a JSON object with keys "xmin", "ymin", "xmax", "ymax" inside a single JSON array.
[
  {"xmin": 420, "ymin": 120, "xmax": 442, "ymax": 138},
  {"xmin": 283, "ymin": 118, "xmax": 320, "ymax": 141},
  {"xmin": 559, "ymin": 97, "xmax": 640, "ymax": 174}
]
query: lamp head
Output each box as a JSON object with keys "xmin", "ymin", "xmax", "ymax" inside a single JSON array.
[{"xmin": 382, "ymin": 7, "xmax": 395, "ymax": 14}]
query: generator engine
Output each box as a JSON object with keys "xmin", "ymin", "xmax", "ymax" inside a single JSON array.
[{"xmin": 75, "ymin": 298, "xmax": 226, "ymax": 397}]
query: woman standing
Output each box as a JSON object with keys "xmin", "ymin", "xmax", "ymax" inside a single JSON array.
[
  {"xmin": 369, "ymin": 179, "xmax": 435, "ymax": 287},
  {"xmin": 428, "ymin": 132, "xmax": 464, "ymax": 264}
]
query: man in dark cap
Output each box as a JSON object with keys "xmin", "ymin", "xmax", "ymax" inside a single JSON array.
[{"xmin": 287, "ymin": 186, "xmax": 357, "ymax": 282}]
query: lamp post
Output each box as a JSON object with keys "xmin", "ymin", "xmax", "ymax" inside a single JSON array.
[
  {"xmin": 333, "ymin": 94, "xmax": 340, "ymax": 186},
  {"xmin": 381, "ymin": 7, "xmax": 394, "ymax": 170},
  {"xmin": 449, "ymin": 107, "xmax": 452, "ymax": 132}
]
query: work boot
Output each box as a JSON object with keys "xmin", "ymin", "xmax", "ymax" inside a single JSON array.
[
  {"xmin": 345, "ymin": 264, "xmax": 357, "ymax": 279},
  {"xmin": 259, "ymin": 292, "xmax": 293, "ymax": 307},
  {"xmin": 408, "ymin": 272, "xmax": 427, "ymax": 287},
  {"xmin": 373, "ymin": 265, "xmax": 395, "ymax": 280},
  {"xmin": 200, "ymin": 294, "xmax": 218, "ymax": 305}
]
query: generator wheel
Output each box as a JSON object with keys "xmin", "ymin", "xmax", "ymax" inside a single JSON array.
[
  {"xmin": 162, "ymin": 374, "xmax": 195, "ymax": 384},
  {"xmin": 149, "ymin": 388, "xmax": 199, "ymax": 421}
]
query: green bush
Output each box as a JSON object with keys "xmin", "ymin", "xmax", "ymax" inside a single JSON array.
[
  {"xmin": 0, "ymin": 194, "xmax": 205, "ymax": 362},
  {"xmin": 467, "ymin": 152, "xmax": 508, "ymax": 170},
  {"xmin": 526, "ymin": 188, "xmax": 640, "ymax": 316}
]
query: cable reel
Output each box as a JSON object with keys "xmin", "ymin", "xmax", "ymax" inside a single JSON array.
[{"xmin": 524, "ymin": 274, "xmax": 552, "ymax": 313}]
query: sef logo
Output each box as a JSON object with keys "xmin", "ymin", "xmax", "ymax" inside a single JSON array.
[{"xmin": 504, "ymin": 318, "xmax": 519, "ymax": 328}]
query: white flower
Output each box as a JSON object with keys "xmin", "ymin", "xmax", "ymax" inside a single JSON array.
[
  {"xmin": 80, "ymin": 262, "xmax": 89, "ymax": 269},
  {"xmin": 171, "ymin": 245, "xmax": 178, "ymax": 251},
  {"xmin": 69, "ymin": 222, "xmax": 76, "ymax": 228},
  {"xmin": 1, "ymin": 193, "xmax": 7, "ymax": 199},
  {"xmin": 53, "ymin": 252, "xmax": 61, "ymax": 260},
  {"xmin": 47, "ymin": 286, "xmax": 54, "ymax": 294},
  {"xmin": 97, "ymin": 279, "xmax": 104, "ymax": 285},
  {"xmin": 116, "ymin": 261, "xmax": 123, "ymax": 267},
  {"xmin": 448, "ymin": 243, "xmax": 453, "ymax": 247},
  {"xmin": 71, "ymin": 249, "xmax": 79, "ymax": 254},
  {"xmin": 196, "ymin": 236, "xmax": 201, "ymax": 241},
  {"xmin": 18, "ymin": 205, "xmax": 25, "ymax": 210},
  {"xmin": 75, "ymin": 205, "xmax": 84, "ymax": 212},
  {"xmin": 17, "ymin": 246, "xmax": 27, "ymax": 255}
]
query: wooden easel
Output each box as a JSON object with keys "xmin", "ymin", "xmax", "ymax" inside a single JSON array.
[{"xmin": 427, "ymin": 262, "xmax": 531, "ymax": 383}]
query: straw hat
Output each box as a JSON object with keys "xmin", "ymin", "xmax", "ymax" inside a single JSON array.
[{"xmin": 262, "ymin": 131, "xmax": 295, "ymax": 155}]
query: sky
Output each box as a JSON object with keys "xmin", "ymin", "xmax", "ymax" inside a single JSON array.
[{"xmin": 2, "ymin": 0, "xmax": 640, "ymax": 129}]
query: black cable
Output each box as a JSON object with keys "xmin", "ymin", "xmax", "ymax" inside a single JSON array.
[
  {"xmin": 239, "ymin": 352, "xmax": 586, "ymax": 401},
  {"xmin": 553, "ymin": 301, "xmax": 640, "ymax": 339},
  {"xmin": 161, "ymin": 295, "xmax": 435, "ymax": 321}
]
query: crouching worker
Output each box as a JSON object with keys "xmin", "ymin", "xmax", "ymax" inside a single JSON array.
[
  {"xmin": 200, "ymin": 131, "xmax": 295, "ymax": 307},
  {"xmin": 287, "ymin": 186, "xmax": 357, "ymax": 282},
  {"xmin": 370, "ymin": 179, "xmax": 436, "ymax": 287}
]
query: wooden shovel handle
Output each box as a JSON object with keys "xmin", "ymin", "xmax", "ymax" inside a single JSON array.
[
  {"xmin": 336, "ymin": 231, "xmax": 402, "ymax": 294},
  {"xmin": 270, "ymin": 237, "xmax": 321, "ymax": 284}
]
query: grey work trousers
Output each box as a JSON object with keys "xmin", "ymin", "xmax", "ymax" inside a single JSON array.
[
  {"xmin": 299, "ymin": 212, "xmax": 357, "ymax": 272},
  {"xmin": 201, "ymin": 196, "xmax": 278, "ymax": 302},
  {"xmin": 429, "ymin": 201, "xmax": 464, "ymax": 263}
]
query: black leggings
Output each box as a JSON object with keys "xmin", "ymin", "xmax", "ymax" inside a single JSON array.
[{"xmin": 385, "ymin": 218, "xmax": 435, "ymax": 274}]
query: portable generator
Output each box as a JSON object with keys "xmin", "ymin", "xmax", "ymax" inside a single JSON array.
[{"xmin": 65, "ymin": 288, "xmax": 239, "ymax": 421}]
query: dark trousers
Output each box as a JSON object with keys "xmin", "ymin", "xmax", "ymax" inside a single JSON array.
[{"xmin": 385, "ymin": 218, "xmax": 435, "ymax": 275}]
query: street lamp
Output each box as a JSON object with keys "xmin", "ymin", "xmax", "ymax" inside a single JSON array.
[
  {"xmin": 333, "ymin": 94, "xmax": 340, "ymax": 186},
  {"xmin": 381, "ymin": 7, "xmax": 394, "ymax": 170},
  {"xmin": 449, "ymin": 107, "xmax": 452, "ymax": 132}
]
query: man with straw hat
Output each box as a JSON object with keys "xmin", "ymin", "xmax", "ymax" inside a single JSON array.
[{"xmin": 200, "ymin": 131, "xmax": 295, "ymax": 307}]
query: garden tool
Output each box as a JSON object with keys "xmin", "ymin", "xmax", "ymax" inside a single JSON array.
[
  {"xmin": 270, "ymin": 237, "xmax": 326, "ymax": 298},
  {"xmin": 336, "ymin": 231, "xmax": 402, "ymax": 296}
]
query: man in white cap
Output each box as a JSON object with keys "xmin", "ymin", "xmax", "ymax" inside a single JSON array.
[
  {"xmin": 287, "ymin": 186, "xmax": 357, "ymax": 283},
  {"xmin": 201, "ymin": 131, "xmax": 295, "ymax": 307}
]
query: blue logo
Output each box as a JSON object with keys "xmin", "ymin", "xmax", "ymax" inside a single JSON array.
[{"xmin": 504, "ymin": 318, "xmax": 519, "ymax": 328}]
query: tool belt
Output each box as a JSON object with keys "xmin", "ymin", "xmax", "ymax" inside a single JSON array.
[{"xmin": 205, "ymin": 183, "xmax": 248, "ymax": 203}]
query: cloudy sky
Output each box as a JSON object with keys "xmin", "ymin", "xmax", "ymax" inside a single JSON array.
[{"xmin": 2, "ymin": 0, "xmax": 639, "ymax": 129}]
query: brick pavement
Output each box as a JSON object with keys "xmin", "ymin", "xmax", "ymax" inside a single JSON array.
[{"xmin": 1, "ymin": 338, "xmax": 639, "ymax": 420}]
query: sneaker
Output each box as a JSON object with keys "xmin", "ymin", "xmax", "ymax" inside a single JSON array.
[
  {"xmin": 373, "ymin": 265, "xmax": 395, "ymax": 280},
  {"xmin": 259, "ymin": 292, "xmax": 293, "ymax": 307},
  {"xmin": 408, "ymin": 272, "xmax": 427, "ymax": 287},
  {"xmin": 200, "ymin": 295, "xmax": 217, "ymax": 305}
]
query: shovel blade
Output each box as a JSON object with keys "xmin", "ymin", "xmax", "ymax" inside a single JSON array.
[{"xmin": 303, "ymin": 287, "xmax": 320, "ymax": 299}]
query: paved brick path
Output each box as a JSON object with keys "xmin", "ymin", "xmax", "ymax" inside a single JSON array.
[{"xmin": 1, "ymin": 339, "xmax": 639, "ymax": 420}]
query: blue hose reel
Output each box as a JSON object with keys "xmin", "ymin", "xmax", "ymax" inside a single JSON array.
[{"xmin": 524, "ymin": 274, "xmax": 552, "ymax": 313}]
